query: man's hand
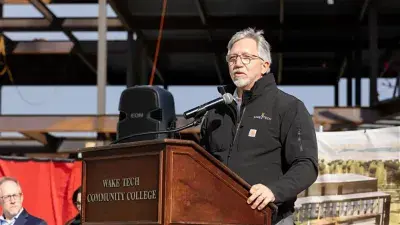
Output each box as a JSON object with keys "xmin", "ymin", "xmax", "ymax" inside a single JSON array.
[{"xmin": 247, "ymin": 184, "xmax": 275, "ymax": 210}]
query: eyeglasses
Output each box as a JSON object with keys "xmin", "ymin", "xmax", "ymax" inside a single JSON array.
[
  {"xmin": 0, "ymin": 193, "xmax": 22, "ymax": 202},
  {"xmin": 226, "ymin": 54, "xmax": 264, "ymax": 65}
]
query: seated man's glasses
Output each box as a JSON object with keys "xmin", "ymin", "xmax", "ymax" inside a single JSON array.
[{"xmin": 0, "ymin": 193, "xmax": 22, "ymax": 202}]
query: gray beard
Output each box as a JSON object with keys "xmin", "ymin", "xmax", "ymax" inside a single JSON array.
[{"xmin": 233, "ymin": 78, "xmax": 251, "ymax": 88}]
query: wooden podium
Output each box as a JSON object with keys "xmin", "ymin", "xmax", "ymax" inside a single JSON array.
[{"xmin": 80, "ymin": 139, "xmax": 272, "ymax": 225}]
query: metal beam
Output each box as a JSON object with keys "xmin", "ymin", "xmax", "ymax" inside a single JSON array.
[
  {"xmin": 1, "ymin": 14, "xmax": 399, "ymax": 31},
  {"xmin": 160, "ymin": 70, "xmax": 338, "ymax": 86},
  {"xmin": 336, "ymin": 0, "xmax": 374, "ymax": 93},
  {"xmin": 0, "ymin": 115, "xmax": 199, "ymax": 134},
  {"xmin": 334, "ymin": 83, "xmax": 339, "ymax": 106},
  {"xmin": 358, "ymin": 123, "xmax": 394, "ymax": 129},
  {"xmin": 20, "ymin": 131, "xmax": 63, "ymax": 151},
  {"xmin": 0, "ymin": 33, "xmax": 15, "ymax": 55},
  {"xmin": 375, "ymin": 119, "xmax": 400, "ymax": 125},
  {"xmin": 313, "ymin": 107, "xmax": 382, "ymax": 127},
  {"xmin": 394, "ymin": 73, "xmax": 400, "ymax": 98},
  {"xmin": 108, "ymin": 0, "xmax": 164, "ymax": 84},
  {"xmin": 368, "ymin": 2, "xmax": 378, "ymax": 106},
  {"xmin": 126, "ymin": 32, "xmax": 134, "ymax": 87},
  {"xmin": 374, "ymin": 96, "xmax": 400, "ymax": 116},
  {"xmin": 102, "ymin": 14, "xmax": 396, "ymax": 30},
  {"xmin": 0, "ymin": 0, "xmax": 51, "ymax": 3},
  {"xmin": 0, "ymin": 18, "xmax": 123, "ymax": 31},
  {"xmin": 0, "ymin": 0, "xmax": 99, "ymax": 3},
  {"xmin": 144, "ymin": 38, "xmax": 394, "ymax": 53},
  {"xmin": 21, "ymin": 132, "xmax": 53, "ymax": 145},
  {"xmin": 107, "ymin": 0, "xmax": 131, "ymax": 31},
  {"xmin": 354, "ymin": 49, "xmax": 362, "ymax": 106},
  {"xmin": 28, "ymin": 0, "xmax": 97, "ymax": 75},
  {"xmin": 12, "ymin": 41, "xmax": 74, "ymax": 54},
  {"xmin": 0, "ymin": 68, "xmax": 348, "ymax": 86},
  {"xmin": 0, "ymin": 146, "xmax": 55, "ymax": 154},
  {"xmin": 9, "ymin": 39, "xmax": 388, "ymax": 54},
  {"xmin": 7, "ymin": 40, "xmax": 340, "ymax": 66},
  {"xmin": 347, "ymin": 69, "xmax": 353, "ymax": 107},
  {"xmin": 194, "ymin": 0, "xmax": 224, "ymax": 84},
  {"xmin": 0, "ymin": 115, "xmax": 118, "ymax": 132},
  {"xmin": 97, "ymin": 0, "xmax": 107, "ymax": 116}
]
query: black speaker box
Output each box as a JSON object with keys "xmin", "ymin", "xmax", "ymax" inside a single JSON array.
[{"xmin": 116, "ymin": 85, "xmax": 176, "ymax": 143}]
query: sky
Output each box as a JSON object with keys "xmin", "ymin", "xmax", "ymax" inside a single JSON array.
[{"xmin": 0, "ymin": 4, "xmax": 398, "ymax": 136}]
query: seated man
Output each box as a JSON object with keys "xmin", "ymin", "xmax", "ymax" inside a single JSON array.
[
  {"xmin": 66, "ymin": 187, "xmax": 81, "ymax": 225},
  {"xmin": 0, "ymin": 176, "xmax": 47, "ymax": 225}
]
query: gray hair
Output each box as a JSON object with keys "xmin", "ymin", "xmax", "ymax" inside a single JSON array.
[
  {"xmin": 227, "ymin": 28, "xmax": 272, "ymax": 72},
  {"xmin": 0, "ymin": 177, "xmax": 20, "ymax": 188}
]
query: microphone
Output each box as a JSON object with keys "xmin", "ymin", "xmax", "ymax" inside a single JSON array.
[{"xmin": 183, "ymin": 93, "xmax": 234, "ymax": 119}]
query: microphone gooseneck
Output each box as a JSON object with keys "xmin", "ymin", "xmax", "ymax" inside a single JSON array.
[{"xmin": 183, "ymin": 93, "xmax": 234, "ymax": 119}]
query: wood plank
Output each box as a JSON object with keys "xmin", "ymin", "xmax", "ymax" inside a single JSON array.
[
  {"xmin": 0, "ymin": 0, "xmax": 97, "ymax": 3},
  {"xmin": 0, "ymin": 18, "xmax": 123, "ymax": 31},
  {"xmin": 0, "ymin": 115, "xmax": 200, "ymax": 134},
  {"xmin": 0, "ymin": 0, "xmax": 51, "ymax": 3},
  {"xmin": 313, "ymin": 107, "xmax": 381, "ymax": 126},
  {"xmin": 13, "ymin": 41, "xmax": 74, "ymax": 54}
]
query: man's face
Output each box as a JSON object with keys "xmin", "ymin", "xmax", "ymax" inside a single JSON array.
[
  {"xmin": 76, "ymin": 192, "xmax": 81, "ymax": 212},
  {"xmin": 227, "ymin": 38, "xmax": 270, "ymax": 89},
  {"xmin": 0, "ymin": 181, "xmax": 23, "ymax": 218}
]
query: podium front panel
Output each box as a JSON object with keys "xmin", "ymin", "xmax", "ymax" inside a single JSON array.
[
  {"xmin": 83, "ymin": 152, "xmax": 162, "ymax": 224},
  {"xmin": 166, "ymin": 145, "xmax": 268, "ymax": 225}
]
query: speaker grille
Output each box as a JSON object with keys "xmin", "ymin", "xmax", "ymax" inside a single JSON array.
[{"xmin": 149, "ymin": 108, "xmax": 163, "ymax": 121}]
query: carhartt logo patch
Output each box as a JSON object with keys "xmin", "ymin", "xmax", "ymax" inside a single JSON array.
[
  {"xmin": 254, "ymin": 112, "xmax": 272, "ymax": 120},
  {"xmin": 248, "ymin": 129, "xmax": 257, "ymax": 137}
]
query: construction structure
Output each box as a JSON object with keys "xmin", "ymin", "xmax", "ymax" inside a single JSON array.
[
  {"xmin": 0, "ymin": 0, "xmax": 399, "ymax": 157},
  {"xmin": 295, "ymin": 174, "xmax": 391, "ymax": 225}
]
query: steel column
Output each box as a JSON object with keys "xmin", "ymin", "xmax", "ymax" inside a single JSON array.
[
  {"xmin": 334, "ymin": 82, "xmax": 339, "ymax": 106},
  {"xmin": 127, "ymin": 31, "xmax": 135, "ymax": 87},
  {"xmin": 394, "ymin": 73, "xmax": 400, "ymax": 98},
  {"xmin": 354, "ymin": 49, "xmax": 362, "ymax": 106},
  {"xmin": 346, "ymin": 51, "xmax": 353, "ymax": 106},
  {"xmin": 368, "ymin": 2, "xmax": 378, "ymax": 106},
  {"xmin": 97, "ymin": 0, "xmax": 107, "ymax": 115},
  {"xmin": 347, "ymin": 75, "xmax": 353, "ymax": 106}
]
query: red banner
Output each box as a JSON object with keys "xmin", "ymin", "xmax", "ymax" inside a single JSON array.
[{"xmin": 0, "ymin": 157, "xmax": 82, "ymax": 225}]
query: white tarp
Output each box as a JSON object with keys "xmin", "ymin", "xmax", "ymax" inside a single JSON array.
[{"xmin": 316, "ymin": 126, "xmax": 400, "ymax": 161}]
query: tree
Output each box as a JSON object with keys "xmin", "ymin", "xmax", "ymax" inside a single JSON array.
[
  {"xmin": 334, "ymin": 163, "xmax": 343, "ymax": 174},
  {"xmin": 349, "ymin": 163, "xmax": 358, "ymax": 174},
  {"xmin": 393, "ymin": 169, "xmax": 400, "ymax": 186},
  {"xmin": 393, "ymin": 169, "xmax": 400, "ymax": 196},
  {"xmin": 319, "ymin": 163, "xmax": 329, "ymax": 175},
  {"xmin": 384, "ymin": 160, "xmax": 399, "ymax": 184},
  {"xmin": 357, "ymin": 165, "xmax": 365, "ymax": 175},
  {"xmin": 342, "ymin": 164, "xmax": 348, "ymax": 173},
  {"xmin": 375, "ymin": 162, "xmax": 387, "ymax": 188},
  {"xmin": 369, "ymin": 165, "xmax": 377, "ymax": 176},
  {"xmin": 384, "ymin": 160, "xmax": 399, "ymax": 171}
]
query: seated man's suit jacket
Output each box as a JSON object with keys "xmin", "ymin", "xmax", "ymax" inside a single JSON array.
[{"xmin": 14, "ymin": 209, "xmax": 47, "ymax": 225}]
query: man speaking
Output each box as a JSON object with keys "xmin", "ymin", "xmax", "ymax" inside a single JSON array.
[{"xmin": 199, "ymin": 28, "xmax": 318, "ymax": 225}]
